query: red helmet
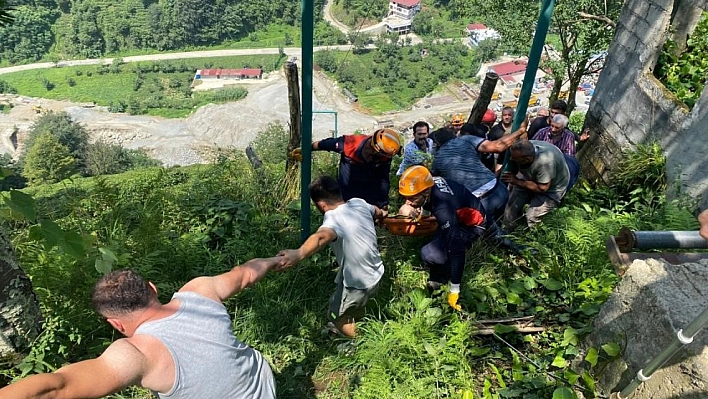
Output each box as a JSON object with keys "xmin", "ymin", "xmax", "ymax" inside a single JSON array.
[{"xmin": 482, "ymin": 109, "xmax": 497, "ymax": 124}]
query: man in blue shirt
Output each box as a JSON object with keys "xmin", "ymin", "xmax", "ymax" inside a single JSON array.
[
  {"xmin": 431, "ymin": 119, "xmax": 527, "ymax": 221},
  {"xmin": 397, "ymin": 121, "xmax": 434, "ymax": 175}
]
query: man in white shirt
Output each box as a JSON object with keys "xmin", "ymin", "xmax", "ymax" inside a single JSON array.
[{"xmin": 278, "ymin": 176, "xmax": 386, "ymax": 337}]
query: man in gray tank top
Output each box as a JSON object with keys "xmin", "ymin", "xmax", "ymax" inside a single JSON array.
[{"xmin": 0, "ymin": 257, "xmax": 284, "ymax": 399}]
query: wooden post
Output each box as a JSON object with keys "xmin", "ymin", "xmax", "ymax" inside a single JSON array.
[
  {"xmin": 285, "ymin": 61, "xmax": 302, "ymax": 172},
  {"xmin": 467, "ymin": 72, "xmax": 499, "ymax": 125}
]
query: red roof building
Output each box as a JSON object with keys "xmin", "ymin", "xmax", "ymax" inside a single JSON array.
[
  {"xmin": 467, "ymin": 23, "xmax": 487, "ymax": 31},
  {"xmin": 391, "ymin": 0, "xmax": 421, "ymax": 7},
  {"xmin": 196, "ymin": 68, "xmax": 262, "ymax": 79},
  {"xmin": 488, "ymin": 60, "xmax": 528, "ymax": 77}
]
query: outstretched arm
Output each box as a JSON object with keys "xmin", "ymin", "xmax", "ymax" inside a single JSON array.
[
  {"xmin": 699, "ymin": 209, "xmax": 708, "ymax": 241},
  {"xmin": 278, "ymin": 227, "xmax": 337, "ymax": 269},
  {"xmin": 478, "ymin": 118, "xmax": 529, "ymax": 154},
  {"xmin": 0, "ymin": 339, "xmax": 147, "ymax": 399},
  {"xmin": 180, "ymin": 256, "xmax": 284, "ymax": 303}
]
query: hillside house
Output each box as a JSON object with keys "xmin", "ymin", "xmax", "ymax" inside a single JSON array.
[
  {"xmin": 388, "ymin": 0, "xmax": 421, "ymax": 19},
  {"xmin": 194, "ymin": 69, "xmax": 263, "ymax": 80},
  {"xmin": 385, "ymin": 17, "xmax": 414, "ymax": 34},
  {"xmin": 466, "ymin": 23, "xmax": 501, "ymax": 46},
  {"xmin": 385, "ymin": 0, "xmax": 421, "ymax": 34},
  {"xmin": 487, "ymin": 59, "xmax": 545, "ymax": 87}
]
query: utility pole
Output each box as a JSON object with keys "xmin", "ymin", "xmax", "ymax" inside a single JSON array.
[
  {"xmin": 300, "ymin": 0, "xmax": 314, "ymax": 242},
  {"xmin": 285, "ymin": 61, "xmax": 302, "ymax": 173}
]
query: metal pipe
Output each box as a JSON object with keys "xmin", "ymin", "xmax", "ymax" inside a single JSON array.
[
  {"xmin": 300, "ymin": 0, "xmax": 314, "ymax": 242},
  {"xmin": 312, "ymin": 110, "xmax": 338, "ymax": 138},
  {"xmin": 511, "ymin": 0, "xmax": 555, "ymax": 132},
  {"xmin": 503, "ymin": 0, "xmax": 556, "ymax": 172},
  {"xmin": 615, "ymin": 305, "xmax": 708, "ymax": 398},
  {"xmin": 616, "ymin": 227, "xmax": 708, "ymax": 251}
]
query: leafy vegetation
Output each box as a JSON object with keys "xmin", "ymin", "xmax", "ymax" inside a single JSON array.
[
  {"xmin": 0, "ymin": 0, "xmax": 328, "ymax": 64},
  {"xmin": 654, "ymin": 11, "xmax": 708, "ymax": 109},
  {"xmin": 316, "ymin": 38, "xmax": 480, "ymax": 113},
  {"xmin": 473, "ymin": 0, "xmax": 623, "ymax": 113},
  {"xmin": 13, "ymin": 111, "xmax": 160, "ymax": 188},
  {"xmin": 0, "ymin": 55, "xmax": 283, "ymax": 118},
  {"xmin": 0, "ymin": 122, "xmax": 699, "ymax": 397}
]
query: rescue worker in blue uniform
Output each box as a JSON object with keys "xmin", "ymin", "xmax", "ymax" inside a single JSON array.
[
  {"xmin": 398, "ymin": 165, "xmax": 493, "ymax": 311},
  {"xmin": 300, "ymin": 129, "xmax": 402, "ymax": 209}
]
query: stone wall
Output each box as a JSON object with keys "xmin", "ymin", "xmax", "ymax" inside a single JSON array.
[{"xmin": 580, "ymin": 0, "xmax": 708, "ymax": 209}]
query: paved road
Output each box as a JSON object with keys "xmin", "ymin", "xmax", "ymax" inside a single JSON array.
[{"xmin": 0, "ymin": 45, "xmax": 365, "ymax": 76}]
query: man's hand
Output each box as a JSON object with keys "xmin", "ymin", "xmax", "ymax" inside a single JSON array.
[
  {"xmin": 501, "ymin": 172, "xmax": 518, "ymax": 185},
  {"xmin": 290, "ymin": 148, "xmax": 303, "ymax": 162},
  {"xmin": 277, "ymin": 249, "xmax": 302, "ymax": 269},
  {"xmin": 579, "ymin": 128, "xmax": 590, "ymax": 142},
  {"xmin": 398, "ymin": 203, "xmax": 421, "ymax": 219},
  {"xmin": 699, "ymin": 209, "xmax": 708, "ymax": 241},
  {"xmin": 447, "ymin": 292, "xmax": 461, "ymax": 311}
]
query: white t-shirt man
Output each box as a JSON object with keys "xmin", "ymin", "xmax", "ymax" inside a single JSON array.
[{"xmin": 321, "ymin": 198, "xmax": 384, "ymax": 289}]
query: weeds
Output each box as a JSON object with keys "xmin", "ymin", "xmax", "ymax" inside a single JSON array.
[{"xmin": 0, "ymin": 134, "xmax": 701, "ymax": 398}]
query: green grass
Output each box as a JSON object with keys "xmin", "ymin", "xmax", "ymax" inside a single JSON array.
[
  {"xmin": 0, "ymin": 136, "xmax": 700, "ymax": 398},
  {"xmin": 0, "ymin": 55, "xmax": 284, "ymax": 118},
  {"xmin": 318, "ymin": 42, "xmax": 478, "ymax": 114},
  {"xmin": 357, "ymin": 91, "xmax": 399, "ymax": 114},
  {"xmin": 330, "ymin": 0, "xmax": 386, "ymax": 29}
]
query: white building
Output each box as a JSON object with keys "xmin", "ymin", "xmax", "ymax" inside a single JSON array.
[
  {"xmin": 388, "ymin": 0, "xmax": 421, "ymax": 20},
  {"xmin": 467, "ymin": 23, "xmax": 501, "ymax": 46}
]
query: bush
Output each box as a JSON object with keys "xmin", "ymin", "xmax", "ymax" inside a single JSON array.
[
  {"xmin": 21, "ymin": 112, "xmax": 90, "ymax": 174},
  {"xmin": 22, "ymin": 132, "xmax": 77, "ymax": 184},
  {"xmin": 0, "ymin": 80, "xmax": 18, "ymax": 94},
  {"xmin": 248, "ymin": 123, "xmax": 290, "ymax": 165},
  {"xmin": 41, "ymin": 77, "xmax": 55, "ymax": 91}
]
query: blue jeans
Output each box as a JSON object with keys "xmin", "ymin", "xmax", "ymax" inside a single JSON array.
[
  {"xmin": 479, "ymin": 182, "xmax": 509, "ymax": 221},
  {"xmin": 565, "ymin": 155, "xmax": 580, "ymax": 192}
]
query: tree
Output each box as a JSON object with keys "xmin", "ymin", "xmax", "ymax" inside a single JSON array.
[
  {"xmin": 22, "ymin": 132, "xmax": 77, "ymax": 185},
  {"xmin": 315, "ymin": 50, "xmax": 338, "ymax": 73},
  {"xmin": 0, "ymin": 0, "xmax": 13, "ymax": 27},
  {"xmin": 476, "ymin": 38, "xmax": 501, "ymax": 62},
  {"xmin": 21, "ymin": 111, "xmax": 90, "ymax": 174},
  {"xmin": 473, "ymin": 0, "xmax": 623, "ymax": 112},
  {"xmin": 412, "ymin": 9, "xmax": 434, "ymax": 36},
  {"xmin": 348, "ymin": 32, "xmax": 369, "ymax": 54}
]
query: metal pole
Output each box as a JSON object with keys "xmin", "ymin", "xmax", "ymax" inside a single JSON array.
[
  {"xmin": 312, "ymin": 110, "xmax": 339, "ymax": 138},
  {"xmin": 300, "ymin": 0, "xmax": 314, "ymax": 242},
  {"xmin": 502, "ymin": 0, "xmax": 556, "ymax": 172},
  {"xmin": 615, "ymin": 305, "xmax": 708, "ymax": 398},
  {"xmin": 512, "ymin": 0, "xmax": 555, "ymax": 131}
]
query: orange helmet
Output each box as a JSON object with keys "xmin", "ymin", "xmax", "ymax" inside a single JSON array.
[
  {"xmin": 450, "ymin": 114, "xmax": 465, "ymax": 127},
  {"xmin": 399, "ymin": 165, "xmax": 434, "ymax": 196},
  {"xmin": 371, "ymin": 128, "xmax": 402, "ymax": 157}
]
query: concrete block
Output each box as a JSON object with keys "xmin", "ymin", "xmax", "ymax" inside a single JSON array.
[{"xmin": 586, "ymin": 259, "xmax": 708, "ymax": 398}]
